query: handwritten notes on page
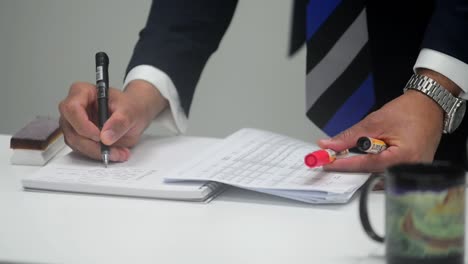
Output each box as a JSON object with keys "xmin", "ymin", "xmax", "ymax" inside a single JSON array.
[
  {"xmin": 165, "ymin": 128, "xmax": 370, "ymax": 203},
  {"xmin": 29, "ymin": 167, "xmax": 157, "ymax": 186},
  {"xmin": 22, "ymin": 136, "xmax": 225, "ymax": 202}
]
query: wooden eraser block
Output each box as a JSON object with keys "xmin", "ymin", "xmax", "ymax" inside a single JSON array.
[{"xmin": 10, "ymin": 116, "xmax": 65, "ymax": 166}]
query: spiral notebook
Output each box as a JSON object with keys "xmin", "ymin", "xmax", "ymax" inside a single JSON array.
[{"xmin": 21, "ymin": 136, "xmax": 225, "ymax": 202}]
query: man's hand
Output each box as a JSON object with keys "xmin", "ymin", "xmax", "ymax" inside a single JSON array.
[
  {"xmin": 317, "ymin": 89, "xmax": 445, "ymax": 172},
  {"xmin": 58, "ymin": 80, "xmax": 168, "ymax": 162}
]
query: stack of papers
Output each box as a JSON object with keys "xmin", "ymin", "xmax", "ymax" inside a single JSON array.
[{"xmin": 164, "ymin": 128, "xmax": 370, "ymax": 204}]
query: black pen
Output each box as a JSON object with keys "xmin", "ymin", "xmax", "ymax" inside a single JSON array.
[{"xmin": 95, "ymin": 52, "xmax": 110, "ymax": 167}]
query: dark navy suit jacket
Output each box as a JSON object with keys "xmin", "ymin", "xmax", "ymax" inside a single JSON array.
[{"xmin": 127, "ymin": 0, "xmax": 468, "ymax": 166}]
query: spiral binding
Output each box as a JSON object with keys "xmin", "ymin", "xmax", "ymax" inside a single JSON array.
[
  {"xmin": 200, "ymin": 181, "xmax": 227, "ymax": 203},
  {"xmin": 200, "ymin": 181, "xmax": 221, "ymax": 192}
]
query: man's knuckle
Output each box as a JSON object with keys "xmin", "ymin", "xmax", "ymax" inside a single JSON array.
[
  {"xmin": 60, "ymin": 100, "xmax": 76, "ymax": 114},
  {"xmin": 70, "ymin": 82, "xmax": 85, "ymax": 91},
  {"xmin": 61, "ymin": 101, "xmax": 74, "ymax": 114},
  {"xmin": 58, "ymin": 101, "xmax": 66, "ymax": 114},
  {"xmin": 114, "ymin": 113, "xmax": 131, "ymax": 128},
  {"xmin": 64, "ymin": 133, "xmax": 76, "ymax": 148},
  {"xmin": 337, "ymin": 129, "xmax": 353, "ymax": 141}
]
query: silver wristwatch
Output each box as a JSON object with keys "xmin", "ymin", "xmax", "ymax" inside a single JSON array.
[{"xmin": 403, "ymin": 73, "xmax": 466, "ymax": 134}]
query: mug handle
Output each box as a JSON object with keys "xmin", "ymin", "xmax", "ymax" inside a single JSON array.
[{"xmin": 359, "ymin": 174, "xmax": 385, "ymax": 243}]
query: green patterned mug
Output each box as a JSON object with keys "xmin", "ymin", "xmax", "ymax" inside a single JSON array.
[{"xmin": 359, "ymin": 163, "xmax": 465, "ymax": 264}]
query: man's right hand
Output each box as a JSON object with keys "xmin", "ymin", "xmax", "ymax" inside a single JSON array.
[{"xmin": 58, "ymin": 80, "xmax": 168, "ymax": 162}]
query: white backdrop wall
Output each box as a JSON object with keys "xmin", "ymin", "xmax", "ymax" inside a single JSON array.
[{"xmin": 0, "ymin": 0, "xmax": 326, "ymax": 142}]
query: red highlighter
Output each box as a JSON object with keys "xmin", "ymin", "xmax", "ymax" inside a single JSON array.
[{"xmin": 304, "ymin": 149, "xmax": 348, "ymax": 168}]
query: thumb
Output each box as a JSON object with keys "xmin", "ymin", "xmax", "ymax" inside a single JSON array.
[
  {"xmin": 317, "ymin": 125, "xmax": 365, "ymax": 151},
  {"xmin": 100, "ymin": 111, "xmax": 133, "ymax": 145}
]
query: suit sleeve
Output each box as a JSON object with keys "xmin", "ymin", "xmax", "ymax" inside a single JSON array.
[
  {"xmin": 126, "ymin": 0, "xmax": 238, "ymax": 116},
  {"xmin": 421, "ymin": 0, "xmax": 468, "ymax": 64}
]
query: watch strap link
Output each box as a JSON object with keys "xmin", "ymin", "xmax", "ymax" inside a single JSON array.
[{"xmin": 404, "ymin": 74, "xmax": 458, "ymax": 114}]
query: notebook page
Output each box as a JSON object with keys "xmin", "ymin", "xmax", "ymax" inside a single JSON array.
[
  {"xmin": 23, "ymin": 136, "xmax": 223, "ymax": 193},
  {"xmin": 28, "ymin": 167, "xmax": 158, "ymax": 187},
  {"xmin": 165, "ymin": 128, "xmax": 369, "ymax": 193}
]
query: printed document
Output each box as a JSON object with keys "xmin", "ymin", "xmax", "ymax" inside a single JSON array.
[{"xmin": 165, "ymin": 128, "xmax": 369, "ymax": 203}]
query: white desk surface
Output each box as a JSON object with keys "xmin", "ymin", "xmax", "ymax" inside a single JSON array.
[{"xmin": 0, "ymin": 135, "xmax": 389, "ymax": 264}]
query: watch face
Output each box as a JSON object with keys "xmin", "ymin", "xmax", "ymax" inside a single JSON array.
[{"xmin": 448, "ymin": 100, "xmax": 466, "ymax": 133}]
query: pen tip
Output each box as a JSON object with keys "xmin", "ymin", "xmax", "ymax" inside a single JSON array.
[{"xmin": 102, "ymin": 152, "xmax": 109, "ymax": 168}]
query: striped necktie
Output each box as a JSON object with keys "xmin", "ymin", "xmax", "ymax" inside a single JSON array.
[{"xmin": 305, "ymin": 0, "xmax": 375, "ymax": 136}]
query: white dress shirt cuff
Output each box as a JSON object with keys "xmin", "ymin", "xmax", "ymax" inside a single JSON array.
[
  {"xmin": 414, "ymin": 48, "xmax": 468, "ymax": 93},
  {"xmin": 124, "ymin": 65, "xmax": 188, "ymax": 134}
]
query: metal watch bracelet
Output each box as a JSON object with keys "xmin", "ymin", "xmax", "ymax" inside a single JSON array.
[{"xmin": 403, "ymin": 74, "xmax": 458, "ymax": 114}]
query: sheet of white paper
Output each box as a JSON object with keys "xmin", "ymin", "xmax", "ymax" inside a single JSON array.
[
  {"xmin": 22, "ymin": 136, "xmax": 224, "ymax": 197},
  {"xmin": 165, "ymin": 128, "xmax": 369, "ymax": 194},
  {"xmin": 258, "ymin": 187, "xmax": 359, "ymax": 204},
  {"xmin": 32, "ymin": 167, "xmax": 158, "ymax": 187}
]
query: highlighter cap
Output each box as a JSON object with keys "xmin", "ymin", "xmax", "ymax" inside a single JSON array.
[
  {"xmin": 304, "ymin": 153, "xmax": 318, "ymax": 167},
  {"xmin": 304, "ymin": 150, "xmax": 331, "ymax": 168}
]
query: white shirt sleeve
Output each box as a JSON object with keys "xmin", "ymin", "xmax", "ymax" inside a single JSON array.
[
  {"xmin": 123, "ymin": 65, "xmax": 188, "ymax": 134},
  {"xmin": 414, "ymin": 48, "xmax": 468, "ymax": 94}
]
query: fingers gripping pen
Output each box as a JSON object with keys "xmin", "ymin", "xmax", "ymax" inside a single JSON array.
[{"xmin": 95, "ymin": 52, "xmax": 110, "ymax": 167}]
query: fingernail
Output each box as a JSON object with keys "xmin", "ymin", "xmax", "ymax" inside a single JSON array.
[
  {"xmin": 102, "ymin": 130, "xmax": 115, "ymax": 143},
  {"xmin": 109, "ymin": 149, "xmax": 121, "ymax": 162},
  {"xmin": 120, "ymin": 149, "xmax": 130, "ymax": 161}
]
